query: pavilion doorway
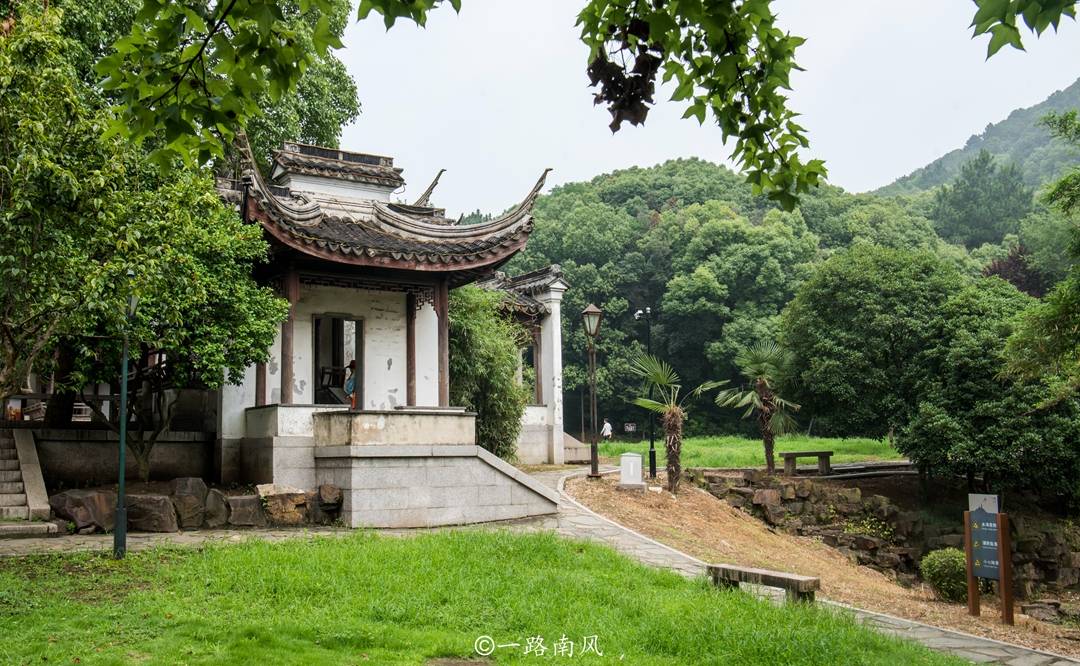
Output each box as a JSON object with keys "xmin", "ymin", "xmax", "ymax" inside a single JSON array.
[{"xmin": 313, "ymin": 315, "xmax": 362, "ymax": 406}]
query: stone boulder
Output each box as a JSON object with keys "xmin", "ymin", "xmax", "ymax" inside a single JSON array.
[
  {"xmin": 262, "ymin": 492, "xmax": 307, "ymax": 526},
  {"xmin": 49, "ymin": 489, "xmax": 116, "ymax": 532},
  {"xmin": 306, "ymin": 484, "xmax": 343, "ymax": 525},
  {"xmin": 227, "ymin": 495, "xmax": 267, "ymax": 527},
  {"xmin": 127, "ymin": 494, "xmax": 179, "ymax": 532},
  {"xmin": 204, "ymin": 489, "xmax": 230, "ymax": 528},
  {"xmin": 169, "ymin": 477, "xmax": 208, "ymax": 529},
  {"xmin": 751, "ymin": 489, "xmax": 781, "ymax": 507}
]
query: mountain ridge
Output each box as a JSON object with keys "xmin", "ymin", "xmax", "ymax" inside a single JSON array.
[{"xmin": 875, "ymin": 77, "xmax": 1080, "ymax": 195}]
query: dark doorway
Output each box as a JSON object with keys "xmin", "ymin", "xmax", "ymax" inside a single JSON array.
[{"xmin": 313, "ymin": 315, "xmax": 362, "ymax": 405}]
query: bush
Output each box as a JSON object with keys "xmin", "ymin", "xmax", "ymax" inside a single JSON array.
[
  {"xmin": 919, "ymin": 548, "xmax": 968, "ymax": 602},
  {"xmin": 448, "ymin": 286, "xmax": 530, "ymax": 460}
]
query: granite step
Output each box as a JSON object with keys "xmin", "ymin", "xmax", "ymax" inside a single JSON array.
[
  {"xmin": 0, "ymin": 506, "xmax": 28, "ymax": 520},
  {"xmin": 0, "ymin": 493, "xmax": 26, "ymax": 506},
  {"xmin": 0, "ymin": 459, "xmax": 18, "ymax": 471},
  {"xmin": 0, "ymin": 448, "xmax": 17, "ymax": 460},
  {"xmin": 0, "ymin": 481, "xmax": 24, "ymax": 494},
  {"xmin": 0, "ymin": 470, "xmax": 21, "ymax": 483},
  {"xmin": 0, "ymin": 521, "xmax": 59, "ymax": 539}
]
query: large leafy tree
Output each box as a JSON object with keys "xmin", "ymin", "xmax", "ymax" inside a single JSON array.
[
  {"xmin": 901, "ymin": 279, "xmax": 1080, "ymax": 503},
  {"xmin": 0, "ymin": 10, "xmax": 124, "ymax": 401},
  {"xmin": 1005, "ymin": 112, "xmax": 1080, "ymax": 390},
  {"xmin": 780, "ymin": 245, "xmax": 964, "ymax": 438},
  {"xmin": 930, "ymin": 150, "xmax": 1034, "ymax": 248},
  {"xmin": 715, "ymin": 341, "xmax": 799, "ymax": 474},
  {"xmin": 1, "ymin": 10, "xmax": 288, "ymax": 480},
  {"xmin": 71, "ymin": 171, "xmax": 288, "ymax": 480}
]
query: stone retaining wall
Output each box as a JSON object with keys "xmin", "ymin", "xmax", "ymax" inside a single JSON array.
[{"xmin": 689, "ymin": 468, "xmax": 1080, "ymax": 598}]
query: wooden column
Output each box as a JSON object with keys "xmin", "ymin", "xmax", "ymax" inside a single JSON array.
[
  {"xmin": 280, "ymin": 267, "xmax": 300, "ymax": 405},
  {"xmin": 436, "ymin": 279, "xmax": 450, "ymax": 406},
  {"xmin": 254, "ymin": 362, "xmax": 266, "ymax": 407},
  {"xmin": 406, "ymin": 292, "xmax": 416, "ymax": 406},
  {"xmin": 998, "ymin": 513, "xmax": 1014, "ymax": 625}
]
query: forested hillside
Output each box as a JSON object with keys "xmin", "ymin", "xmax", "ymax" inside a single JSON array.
[
  {"xmin": 877, "ymin": 77, "xmax": 1080, "ymax": 194},
  {"xmin": 506, "ymin": 139, "xmax": 1075, "ymax": 437},
  {"xmin": 505, "ymin": 160, "xmax": 975, "ymax": 434}
]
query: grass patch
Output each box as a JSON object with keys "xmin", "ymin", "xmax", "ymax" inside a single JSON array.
[
  {"xmin": 599, "ymin": 435, "xmax": 902, "ymax": 469},
  {"xmin": 0, "ymin": 531, "xmax": 957, "ymax": 664}
]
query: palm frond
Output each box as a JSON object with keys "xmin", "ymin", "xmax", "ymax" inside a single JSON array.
[
  {"xmin": 629, "ymin": 351, "xmax": 680, "ymax": 390},
  {"xmin": 769, "ymin": 409, "xmax": 799, "ymax": 437},
  {"xmin": 630, "ymin": 397, "xmax": 670, "ymax": 414}
]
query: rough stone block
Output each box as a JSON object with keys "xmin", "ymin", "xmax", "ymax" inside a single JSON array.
[
  {"xmin": 752, "ymin": 489, "xmax": 781, "ymax": 507},
  {"xmin": 49, "ymin": 489, "xmax": 116, "ymax": 532},
  {"xmin": 204, "ymin": 489, "xmax": 229, "ymax": 528},
  {"xmin": 127, "ymin": 494, "xmax": 179, "ymax": 532},
  {"xmin": 170, "ymin": 477, "xmax": 208, "ymax": 529},
  {"xmin": 227, "ymin": 495, "xmax": 267, "ymax": 527}
]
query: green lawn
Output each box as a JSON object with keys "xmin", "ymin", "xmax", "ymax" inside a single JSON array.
[
  {"xmin": 600, "ymin": 434, "xmax": 903, "ymax": 469},
  {"xmin": 0, "ymin": 531, "xmax": 956, "ymax": 665}
]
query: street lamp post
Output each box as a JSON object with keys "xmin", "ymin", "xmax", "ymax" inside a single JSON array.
[
  {"xmin": 114, "ymin": 271, "xmax": 139, "ymax": 560},
  {"xmin": 581, "ymin": 304, "xmax": 603, "ymax": 479},
  {"xmin": 634, "ymin": 307, "xmax": 656, "ymax": 479}
]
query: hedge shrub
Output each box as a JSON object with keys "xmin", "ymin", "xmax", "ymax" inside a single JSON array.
[{"xmin": 919, "ymin": 548, "xmax": 967, "ymax": 602}]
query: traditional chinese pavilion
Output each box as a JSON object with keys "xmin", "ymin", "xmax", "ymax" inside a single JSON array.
[{"xmin": 211, "ymin": 141, "xmax": 564, "ymax": 527}]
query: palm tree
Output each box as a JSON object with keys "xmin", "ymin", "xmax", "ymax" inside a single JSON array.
[
  {"xmin": 629, "ymin": 352, "xmax": 725, "ymax": 494},
  {"xmin": 715, "ymin": 341, "xmax": 800, "ymax": 474}
]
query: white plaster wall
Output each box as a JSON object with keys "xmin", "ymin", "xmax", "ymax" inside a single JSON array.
[
  {"xmin": 294, "ymin": 284, "xmax": 407, "ymax": 410},
  {"xmin": 284, "ymin": 174, "xmax": 394, "ymax": 202},
  {"xmin": 219, "ymin": 364, "xmax": 256, "ymax": 440},
  {"xmin": 517, "ymin": 405, "xmax": 550, "ymax": 464},
  {"xmin": 415, "ymin": 302, "xmax": 439, "ymax": 406}
]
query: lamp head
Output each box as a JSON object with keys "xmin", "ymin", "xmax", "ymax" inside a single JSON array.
[{"xmin": 581, "ymin": 303, "xmax": 603, "ymax": 338}]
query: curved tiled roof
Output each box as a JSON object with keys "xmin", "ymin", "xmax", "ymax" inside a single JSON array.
[
  {"xmin": 478, "ymin": 265, "xmax": 567, "ymax": 318},
  {"xmin": 238, "ymin": 138, "xmax": 551, "ymax": 274}
]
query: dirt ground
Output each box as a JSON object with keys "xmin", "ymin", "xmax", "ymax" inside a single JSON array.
[{"xmin": 566, "ymin": 474, "xmax": 1080, "ymax": 658}]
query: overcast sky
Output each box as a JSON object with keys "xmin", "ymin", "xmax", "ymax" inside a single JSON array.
[{"xmin": 337, "ymin": 1, "xmax": 1080, "ymax": 217}]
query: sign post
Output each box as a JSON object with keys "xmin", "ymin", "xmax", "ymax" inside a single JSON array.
[{"xmin": 963, "ymin": 494, "xmax": 1013, "ymax": 625}]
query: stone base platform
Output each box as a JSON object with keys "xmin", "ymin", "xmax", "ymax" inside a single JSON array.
[{"xmin": 315, "ymin": 444, "xmax": 559, "ymax": 528}]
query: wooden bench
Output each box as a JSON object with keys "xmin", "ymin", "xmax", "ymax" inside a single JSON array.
[
  {"xmin": 780, "ymin": 450, "xmax": 833, "ymax": 476},
  {"xmin": 707, "ymin": 563, "xmax": 820, "ymax": 603}
]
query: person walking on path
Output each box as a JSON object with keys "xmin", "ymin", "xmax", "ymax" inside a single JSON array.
[{"xmin": 600, "ymin": 418, "xmax": 613, "ymax": 441}]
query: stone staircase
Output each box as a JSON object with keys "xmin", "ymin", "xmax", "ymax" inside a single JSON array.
[{"xmin": 0, "ymin": 430, "xmax": 29, "ymax": 520}]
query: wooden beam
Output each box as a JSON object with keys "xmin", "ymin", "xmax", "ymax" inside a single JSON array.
[
  {"xmin": 280, "ymin": 266, "xmax": 300, "ymax": 405},
  {"xmin": 436, "ymin": 279, "xmax": 450, "ymax": 406},
  {"xmin": 406, "ymin": 292, "xmax": 416, "ymax": 406},
  {"xmin": 255, "ymin": 362, "xmax": 266, "ymax": 407}
]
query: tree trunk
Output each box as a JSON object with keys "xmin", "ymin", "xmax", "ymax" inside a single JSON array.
[
  {"xmin": 663, "ymin": 408, "xmax": 684, "ymax": 494},
  {"xmin": 45, "ymin": 341, "xmax": 77, "ymax": 426},
  {"xmin": 762, "ymin": 427, "xmax": 775, "ymax": 475}
]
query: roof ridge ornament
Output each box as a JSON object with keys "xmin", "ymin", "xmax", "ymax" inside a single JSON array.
[{"xmin": 413, "ymin": 168, "xmax": 446, "ymax": 207}]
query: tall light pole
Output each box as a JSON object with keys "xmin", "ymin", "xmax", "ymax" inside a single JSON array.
[
  {"xmin": 634, "ymin": 307, "xmax": 656, "ymax": 479},
  {"xmin": 114, "ymin": 270, "xmax": 139, "ymax": 560},
  {"xmin": 581, "ymin": 304, "xmax": 603, "ymax": 479}
]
